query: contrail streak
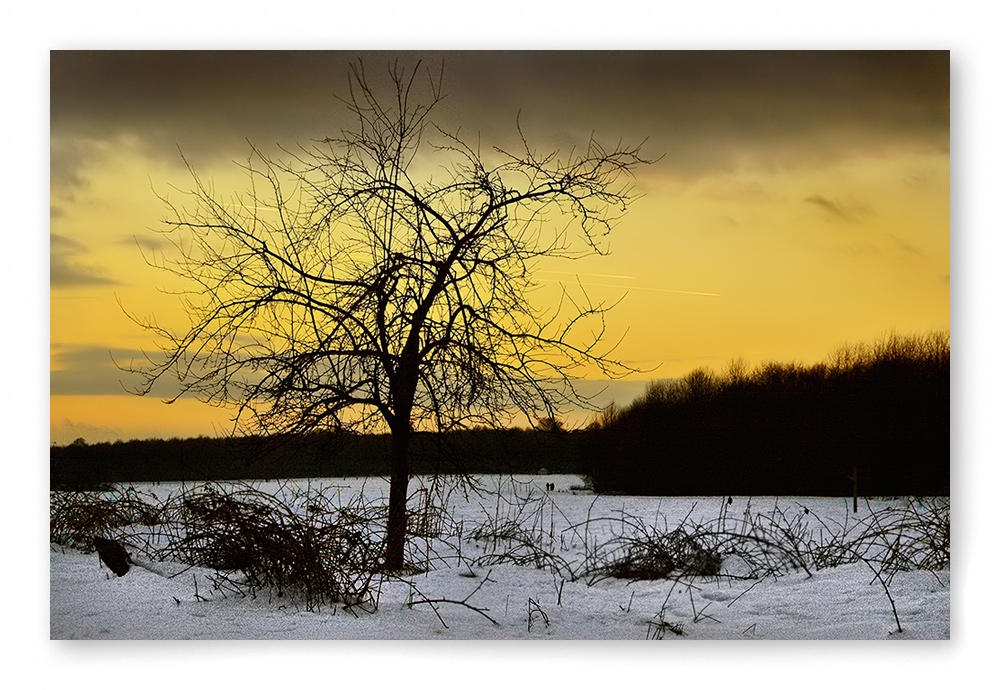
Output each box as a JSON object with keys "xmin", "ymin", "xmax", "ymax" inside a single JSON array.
[
  {"xmin": 223, "ymin": 204, "xmax": 280, "ymax": 212},
  {"xmin": 538, "ymin": 278, "xmax": 719, "ymax": 297}
]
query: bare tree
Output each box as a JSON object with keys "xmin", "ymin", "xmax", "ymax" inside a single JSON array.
[{"xmin": 128, "ymin": 60, "xmax": 650, "ymax": 570}]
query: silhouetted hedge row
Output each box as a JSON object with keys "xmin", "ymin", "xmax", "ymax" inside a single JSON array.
[
  {"xmin": 50, "ymin": 426, "xmax": 581, "ymax": 489},
  {"xmin": 580, "ymin": 332, "xmax": 950, "ymax": 497}
]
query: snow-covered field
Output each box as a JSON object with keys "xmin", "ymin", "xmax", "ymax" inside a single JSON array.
[{"xmin": 51, "ymin": 475, "xmax": 949, "ymax": 641}]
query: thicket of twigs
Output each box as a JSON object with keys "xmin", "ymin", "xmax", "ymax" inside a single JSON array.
[
  {"xmin": 50, "ymin": 481, "xmax": 456, "ymax": 612},
  {"xmin": 582, "ymin": 515, "xmax": 724, "ymax": 583},
  {"xmin": 50, "ymin": 485, "xmax": 162, "ymax": 550},
  {"xmin": 461, "ymin": 485, "xmax": 949, "ymax": 590},
  {"xmin": 460, "ymin": 488, "xmax": 948, "ymax": 633},
  {"xmin": 161, "ymin": 484, "xmax": 386, "ymax": 610}
]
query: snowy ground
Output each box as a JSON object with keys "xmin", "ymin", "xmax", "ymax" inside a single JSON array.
[
  {"xmin": 50, "ymin": 545, "xmax": 948, "ymax": 641},
  {"xmin": 50, "ymin": 475, "xmax": 949, "ymax": 641},
  {"xmin": 39, "ymin": 473, "xmax": 976, "ymax": 690}
]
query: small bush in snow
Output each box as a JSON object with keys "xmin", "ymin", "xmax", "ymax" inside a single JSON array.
[
  {"xmin": 50, "ymin": 486, "xmax": 161, "ymax": 550},
  {"xmin": 582, "ymin": 515, "xmax": 724, "ymax": 583}
]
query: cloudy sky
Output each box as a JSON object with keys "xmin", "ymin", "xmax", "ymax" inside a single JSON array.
[{"xmin": 50, "ymin": 50, "xmax": 950, "ymax": 443}]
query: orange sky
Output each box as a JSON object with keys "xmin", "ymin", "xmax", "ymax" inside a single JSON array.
[{"xmin": 49, "ymin": 51, "xmax": 950, "ymax": 444}]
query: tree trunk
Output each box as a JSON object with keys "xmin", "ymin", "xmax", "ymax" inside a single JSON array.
[{"xmin": 384, "ymin": 427, "xmax": 410, "ymax": 571}]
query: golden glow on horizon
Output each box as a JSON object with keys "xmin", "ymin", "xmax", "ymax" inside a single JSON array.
[{"xmin": 51, "ymin": 395, "xmax": 238, "ymax": 443}]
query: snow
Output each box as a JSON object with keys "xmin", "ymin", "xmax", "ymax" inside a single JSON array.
[
  {"xmin": 50, "ymin": 476, "xmax": 949, "ymax": 641},
  {"xmin": 48, "ymin": 548, "xmax": 950, "ymax": 641},
  {"xmin": 40, "ymin": 474, "xmax": 975, "ymax": 689}
]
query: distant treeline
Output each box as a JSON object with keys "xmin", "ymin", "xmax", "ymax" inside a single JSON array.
[
  {"xmin": 52, "ymin": 331, "xmax": 949, "ymax": 497},
  {"xmin": 580, "ymin": 331, "xmax": 950, "ymax": 497},
  {"xmin": 50, "ymin": 425, "xmax": 582, "ymax": 489}
]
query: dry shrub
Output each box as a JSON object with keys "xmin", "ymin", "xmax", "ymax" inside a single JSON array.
[
  {"xmin": 151, "ymin": 483, "xmax": 385, "ymax": 609},
  {"xmin": 489, "ymin": 495, "xmax": 949, "ymax": 588},
  {"xmin": 50, "ymin": 486, "xmax": 161, "ymax": 550},
  {"xmin": 583, "ymin": 513, "xmax": 723, "ymax": 583},
  {"xmin": 50, "ymin": 481, "xmax": 434, "ymax": 612},
  {"xmin": 853, "ymin": 497, "xmax": 949, "ymax": 572},
  {"xmin": 713, "ymin": 496, "xmax": 950, "ymax": 581},
  {"xmin": 600, "ymin": 531, "xmax": 722, "ymax": 581},
  {"xmin": 712, "ymin": 499, "xmax": 817, "ymax": 578},
  {"xmin": 464, "ymin": 481, "xmax": 578, "ymax": 578}
]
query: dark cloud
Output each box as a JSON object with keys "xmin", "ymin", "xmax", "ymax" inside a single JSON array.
[
  {"xmin": 50, "ymin": 233, "xmax": 123, "ymax": 288},
  {"xmin": 49, "ymin": 340, "xmax": 657, "ymax": 411},
  {"xmin": 51, "ymin": 50, "xmax": 950, "ymax": 179},
  {"xmin": 50, "ymin": 345, "xmax": 146, "ymax": 396},
  {"xmin": 50, "ymin": 135, "xmax": 104, "ymax": 194},
  {"xmin": 887, "ymin": 233, "xmax": 928, "ymax": 259},
  {"xmin": 51, "ymin": 233, "xmax": 86, "ymax": 253},
  {"xmin": 50, "ymin": 345, "xmax": 198, "ymax": 400},
  {"xmin": 805, "ymin": 194, "xmax": 859, "ymax": 223},
  {"xmin": 51, "ymin": 51, "xmax": 357, "ymax": 170},
  {"xmin": 114, "ymin": 234, "xmax": 173, "ymax": 253}
]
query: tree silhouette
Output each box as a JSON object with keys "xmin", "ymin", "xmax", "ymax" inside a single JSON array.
[{"xmin": 126, "ymin": 60, "xmax": 649, "ymax": 570}]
